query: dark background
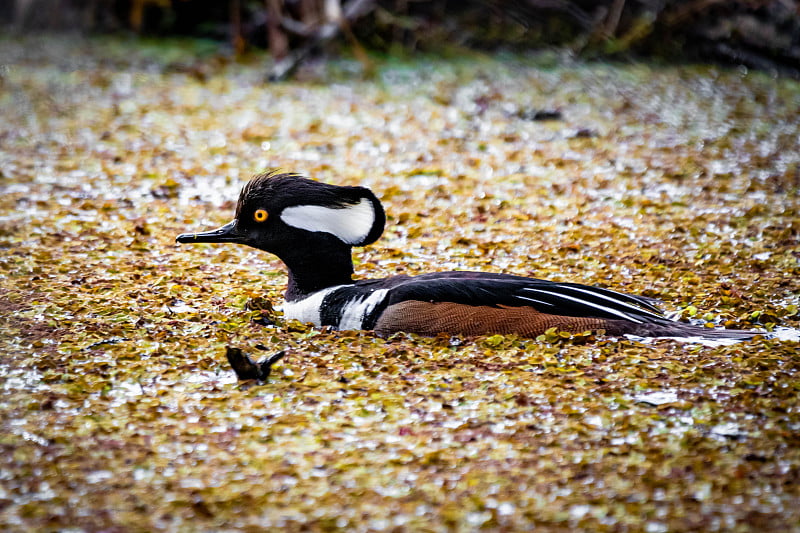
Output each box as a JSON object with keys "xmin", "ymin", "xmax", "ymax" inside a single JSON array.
[{"xmin": 4, "ymin": 0, "xmax": 799, "ymax": 78}]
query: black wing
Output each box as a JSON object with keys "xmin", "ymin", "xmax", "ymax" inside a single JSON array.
[{"xmin": 359, "ymin": 271, "xmax": 666, "ymax": 328}]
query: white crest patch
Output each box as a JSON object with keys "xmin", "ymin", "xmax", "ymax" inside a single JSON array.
[{"xmin": 280, "ymin": 198, "xmax": 375, "ymax": 245}]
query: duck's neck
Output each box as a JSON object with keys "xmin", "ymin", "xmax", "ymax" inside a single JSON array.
[{"xmin": 278, "ymin": 239, "xmax": 355, "ymax": 300}]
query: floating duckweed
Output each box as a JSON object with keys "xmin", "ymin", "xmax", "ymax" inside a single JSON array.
[{"xmin": 0, "ymin": 36, "xmax": 798, "ymax": 532}]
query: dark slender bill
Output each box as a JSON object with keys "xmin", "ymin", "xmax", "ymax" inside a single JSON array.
[{"xmin": 176, "ymin": 220, "xmax": 245, "ymax": 244}]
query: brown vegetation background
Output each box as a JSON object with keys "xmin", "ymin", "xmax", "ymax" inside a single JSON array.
[{"xmin": 5, "ymin": 0, "xmax": 800, "ymax": 78}]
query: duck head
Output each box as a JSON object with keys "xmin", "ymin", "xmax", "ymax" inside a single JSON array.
[
  {"xmin": 176, "ymin": 172, "xmax": 385, "ymax": 251},
  {"xmin": 176, "ymin": 172, "xmax": 386, "ymax": 294}
]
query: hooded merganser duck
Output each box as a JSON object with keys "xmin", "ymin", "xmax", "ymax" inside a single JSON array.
[{"xmin": 177, "ymin": 172, "xmax": 757, "ymax": 341}]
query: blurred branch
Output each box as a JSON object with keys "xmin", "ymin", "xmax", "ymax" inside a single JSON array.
[
  {"xmin": 267, "ymin": 0, "xmax": 376, "ymax": 82},
  {"xmin": 129, "ymin": 0, "xmax": 170, "ymax": 33},
  {"xmin": 266, "ymin": 0, "xmax": 290, "ymax": 60},
  {"xmin": 664, "ymin": 0, "xmax": 736, "ymax": 26},
  {"xmin": 231, "ymin": 0, "xmax": 244, "ymax": 55},
  {"xmin": 603, "ymin": 0, "xmax": 626, "ymax": 37},
  {"xmin": 280, "ymin": 16, "xmax": 317, "ymax": 37},
  {"xmin": 523, "ymin": 0, "xmax": 595, "ymax": 30}
]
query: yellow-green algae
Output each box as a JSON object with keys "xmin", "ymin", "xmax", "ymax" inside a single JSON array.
[{"xmin": 1, "ymin": 36, "xmax": 799, "ymax": 532}]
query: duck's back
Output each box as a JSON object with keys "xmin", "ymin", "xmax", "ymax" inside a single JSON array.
[{"xmin": 288, "ymin": 270, "xmax": 706, "ymax": 338}]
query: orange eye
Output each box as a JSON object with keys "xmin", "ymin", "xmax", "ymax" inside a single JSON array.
[{"xmin": 253, "ymin": 209, "xmax": 268, "ymax": 222}]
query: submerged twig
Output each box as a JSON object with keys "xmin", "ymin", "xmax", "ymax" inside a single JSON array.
[{"xmin": 225, "ymin": 346, "xmax": 286, "ymax": 382}]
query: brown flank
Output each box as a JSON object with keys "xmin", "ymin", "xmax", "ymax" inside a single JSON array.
[{"xmin": 373, "ymin": 300, "xmax": 619, "ymax": 337}]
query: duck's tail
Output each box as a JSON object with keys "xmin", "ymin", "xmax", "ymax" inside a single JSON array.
[{"xmin": 623, "ymin": 320, "xmax": 762, "ymax": 342}]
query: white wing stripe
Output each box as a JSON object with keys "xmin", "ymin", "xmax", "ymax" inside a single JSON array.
[
  {"xmin": 522, "ymin": 289, "xmax": 643, "ymax": 323},
  {"xmin": 536, "ymin": 285, "xmax": 663, "ymax": 319},
  {"xmin": 516, "ymin": 295, "xmax": 556, "ymax": 307}
]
